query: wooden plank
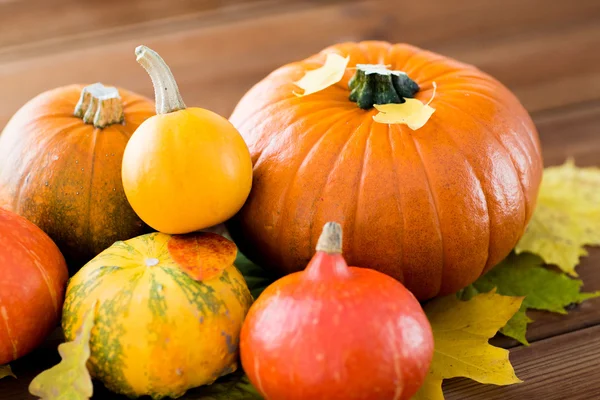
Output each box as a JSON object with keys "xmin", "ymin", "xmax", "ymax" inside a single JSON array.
[
  {"xmin": 0, "ymin": 0, "xmax": 344, "ymax": 62},
  {"xmin": 3, "ymin": 0, "xmax": 599, "ymax": 61},
  {"xmin": 1, "ymin": 0, "xmax": 599, "ymax": 129},
  {"xmin": 0, "ymin": 0, "xmax": 283, "ymax": 51},
  {"xmin": 535, "ymin": 100, "xmax": 600, "ymax": 167},
  {"xmin": 445, "ymin": 324, "xmax": 600, "ymax": 399},
  {"xmin": 447, "ymin": 23, "xmax": 600, "ymax": 113}
]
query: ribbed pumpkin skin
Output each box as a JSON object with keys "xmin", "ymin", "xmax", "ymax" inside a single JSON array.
[
  {"xmin": 0, "ymin": 207, "xmax": 68, "ymax": 365},
  {"xmin": 0, "ymin": 84, "xmax": 155, "ymax": 273},
  {"xmin": 228, "ymin": 41, "xmax": 543, "ymax": 300},
  {"xmin": 61, "ymin": 232, "xmax": 253, "ymax": 399}
]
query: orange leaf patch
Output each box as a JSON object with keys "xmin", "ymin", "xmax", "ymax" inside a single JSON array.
[{"xmin": 168, "ymin": 232, "xmax": 237, "ymax": 281}]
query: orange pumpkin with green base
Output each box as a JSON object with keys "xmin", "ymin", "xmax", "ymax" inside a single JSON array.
[
  {"xmin": 0, "ymin": 83, "xmax": 155, "ymax": 273},
  {"xmin": 228, "ymin": 40, "xmax": 544, "ymax": 300}
]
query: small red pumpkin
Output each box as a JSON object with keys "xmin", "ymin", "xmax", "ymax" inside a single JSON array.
[
  {"xmin": 240, "ymin": 222, "xmax": 434, "ymax": 400},
  {"xmin": 0, "ymin": 207, "xmax": 68, "ymax": 365}
]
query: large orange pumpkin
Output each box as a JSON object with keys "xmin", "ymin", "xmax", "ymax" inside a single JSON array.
[
  {"xmin": 227, "ymin": 41, "xmax": 543, "ymax": 300},
  {"xmin": 0, "ymin": 83, "xmax": 155, "ymax": 273},
  {"xmin": 0, "ymin": 207, "xmax": 68, "ymax": 364}
]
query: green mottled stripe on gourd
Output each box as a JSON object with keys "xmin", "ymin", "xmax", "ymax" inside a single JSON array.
[
  {"xmin": 148, "ymin": 273, "xmax": 168, "ymax": 319},
  {"xmin": 62, "ymin": 265, "xmax": 124, "ymax": 336},
  {"xmin": 159, "ymin": 266, "xmax": 227, "ymax": 315},
  {"xmin": 89, "ymin": 273, "xmax": 143, "ymax": 397},
  {"xmin": 220, "ymin": 269, "xmax": 254, "ymax": 311}
]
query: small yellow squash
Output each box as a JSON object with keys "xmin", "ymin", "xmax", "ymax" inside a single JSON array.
[{"xmin": 122, "ymin": 46, "xmax": 253, "ymax": 234}]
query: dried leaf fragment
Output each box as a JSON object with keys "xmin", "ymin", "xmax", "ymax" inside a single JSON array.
[
  {"xmin": 168, "ymin": 232, "xmax": 237, "ymax": 281},
  {"xmin": 461, "ymin": 253, "xmax": 600, "ymax": 345},
  {"xmin": 293, "ymin": 53, "xmax": 349, "ymax": 96},
  {"xmin": 29, "ymin": 306, "xmax": 96, "ymax": 400},
  {"xmin": 516, "ymin": 159, "xmax": 600, "ymax": 275},
  {"xmin": 372, "ymin": 82, "xmax": 437, "ymax": 130},
  {"xmin": 234, "ymin": 252, "xmax": 274, "ymax": 299},
  {"xmin": 185, "ymin": 370, "xmax": 262, "ymax": 399},
  {"xmin": 414, "ymin": 289, "xmax": 522, "ymax": 400},
  {"xmin": 0, "ymin": 364, "xmax": 15, "ymax": 380}
]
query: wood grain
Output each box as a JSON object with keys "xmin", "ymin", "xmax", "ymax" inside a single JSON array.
[
  {"xmin": 0, "ymin": 0, "xmax": 340, "ymax": 62},
  {"xmin": 1, "ymin": 0, "xmax": 599, "ymax": 128},
  {"xmin": 535, "ymin": 101, "xmax": 600, "ymax": 167},
  {"xmin": 0, "ymin": 0, "xmax": 317, "ymax": 51},
  {"xmin": 446, "ymin": 324, "xmax": 600, "ymax": 399}
]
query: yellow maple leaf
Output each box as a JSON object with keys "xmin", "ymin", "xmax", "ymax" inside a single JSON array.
[
  {"xmin": 372, "ymin": 82, "xmax": 436, "ymax": 130},
  {"xmin": 29, "ymin": 305, "xmax": 96, "ymax": 400},
  {"xmin": 414, "ymin": 290, "xmax": 523, "ymax": 400},
  {"xmin": 0, "ymin": 364, "xmax": 15, "ymax": 379},
  {"xmin": 516, "ymin": 159, "xmax": 600, "ymax": 276},
  {"xmin": 293, "ymin": 53, "xmax": 349, "ymax": 96}
]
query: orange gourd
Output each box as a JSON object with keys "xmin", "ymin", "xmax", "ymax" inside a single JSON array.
[
  {"xmin": 227, "ymin": 41, "xmax": 543, "ymax": 300},
  {"xmin": 240, "ymin": 222, "xmax": 434, "ymax": 400},
  {"xmin": 0, "ymin": 207, "xmax": 68, "ymax": 364},
  {"xmin": 0, "ymin": 83, "xmax": 155, "ymax": 272}
]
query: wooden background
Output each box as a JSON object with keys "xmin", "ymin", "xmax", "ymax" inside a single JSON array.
[{"xmin": 1, "ymin": 0, "xmax": 600, "ymax": 398}]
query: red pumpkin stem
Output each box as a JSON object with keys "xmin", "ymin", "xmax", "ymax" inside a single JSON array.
[
  {"xmin": 74, "ymin": 83, "xmax": 124, "ymax": 129},
  {"xmin": 305, "ymin": 222, "xmax": 351, "ymax": 280}
]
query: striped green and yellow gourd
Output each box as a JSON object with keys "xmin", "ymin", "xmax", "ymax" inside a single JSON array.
[{"xmin": 62, "ymin": 231, "xmax": 253, "ymax": 399}]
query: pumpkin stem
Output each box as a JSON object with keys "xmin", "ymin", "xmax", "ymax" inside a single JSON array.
[
  {"xmin": 349, "ymin": 64, "xmax": 419, "ymax": 110},
  {"xmin": 74, "ymin": 83, "xmax": 124, "ymax": 128},
  {"xmin": 305, "ymin": 222, "xmax": 351, "ymax": 280},
  {"xmin": 316, "ymin": 222, "xmax": 343, "ymax": 254},
  {"xmin": 135, "ymin": 45, "xmax": 186, "ymax": 115}
]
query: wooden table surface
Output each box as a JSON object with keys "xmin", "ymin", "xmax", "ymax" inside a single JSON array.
[{"xmin": 1, "ymin": 0, "xmax": 600, "ymax": 399}]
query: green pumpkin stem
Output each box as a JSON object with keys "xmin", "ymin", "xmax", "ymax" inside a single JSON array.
[
  {"xmin": 74, "ymin": 83, "xmax": 124, "ymax": 129},
  {"xmin": 349, "ymin": 64, "xmax": 419, "ymax": 110},
  {"xmin": 135, "ymin": 45, "xmax": 186, "ymax": 115}
]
